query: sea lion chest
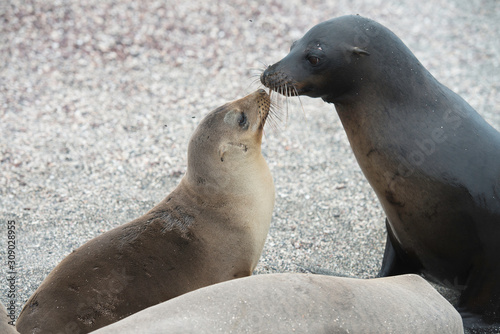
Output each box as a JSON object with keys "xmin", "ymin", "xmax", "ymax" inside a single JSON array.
[{"xmin": 336, "ymin": 95, "xmax": 500, "ymax": 281}]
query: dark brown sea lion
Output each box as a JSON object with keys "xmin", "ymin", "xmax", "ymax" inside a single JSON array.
[
  {"xmin": 261, "ymin": 15, "xmax": 500, "ymax": 333},
  {"xmin": 16, "ymin": 89, "xmax": 275, "ymax": 334}
]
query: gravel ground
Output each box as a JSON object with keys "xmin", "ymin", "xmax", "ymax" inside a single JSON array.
[{"xmin": 1, "ymin": 0, "xmax": 499, "ymax": 330}]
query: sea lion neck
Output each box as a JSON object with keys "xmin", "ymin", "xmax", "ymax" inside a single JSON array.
[{"xmin": 184, "ymin": 149, "xmax": 267, "ymax": 198}]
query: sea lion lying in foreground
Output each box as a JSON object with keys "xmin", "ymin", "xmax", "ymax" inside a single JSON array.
[{"xmin": 92, "ymin": 273, "xmax": 463, "ymax": 334}]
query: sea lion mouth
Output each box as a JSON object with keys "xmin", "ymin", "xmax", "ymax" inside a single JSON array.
[
  {"xmin": 260, "ymin": 70, "xmax": 301, "ymax": 98},
  {"xmin": 256, "ymin": 89, "xmax": 271, "ymax": 129},
  {"xmin": 258, "ymin": 71, "xmax": 304, "ymax": 129},
  {"xmin": 259, "ymin": 110, "xmax": 269, "ymax": 129},
  {"xmin": 227, "ymin": 142, "xmax": 249, "ymax": 152}
]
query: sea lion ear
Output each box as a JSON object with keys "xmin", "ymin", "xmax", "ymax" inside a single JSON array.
[
  {"xmin": 218, "ymin": 144, "xmax": 228, "ymax": 162},
  {"xmin": 352, "ymin": 46, "xmax": 370, "ymax": 56}
]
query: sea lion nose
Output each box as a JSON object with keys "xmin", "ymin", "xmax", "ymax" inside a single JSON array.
[
  {"xmin": 260, "ymin": 71, "xmax": 267, "ymax": 85},
  {"xmin": 260, "ymin": 63, "xmax": 277, "ymax": 87}
]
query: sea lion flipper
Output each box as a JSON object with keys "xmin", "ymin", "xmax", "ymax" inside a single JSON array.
[
  {"xmin": 378, "ymin": 218, "xmax": 421, "ymax": 277},
  {"xmin": 378, "ymin": 232, "xmax": 398, "ymax": 277},
  {"xmin": 458, "ymin": 263, "xmax": 500, "ymax": 330}
]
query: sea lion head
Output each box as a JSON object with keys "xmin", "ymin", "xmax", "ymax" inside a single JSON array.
[
  {"xmin": 185, "ymin": 89, "xmax": 271, "ymax": 193},
  {"xmin": 260, "ymin": 15, "xmax": 381, "ymax": 104}
]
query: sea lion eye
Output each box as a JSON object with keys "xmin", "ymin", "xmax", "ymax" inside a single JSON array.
[
  {"xmin": 307, "ymin": 55, "xmax": 320, "ymax": 65},
  {"xmin": 238, "ymin": 112, "xmax": 248, "ymax": 128}
]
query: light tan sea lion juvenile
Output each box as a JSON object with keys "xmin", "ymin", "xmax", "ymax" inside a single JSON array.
[{"xmin": 16, "ymin": 89, "xmax": 275, "ymax": 334}]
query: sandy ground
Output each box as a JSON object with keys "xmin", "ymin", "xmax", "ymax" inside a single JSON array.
[{"xmin": 1, "ymin": 0, "xmax": 499, "ymax": 331}]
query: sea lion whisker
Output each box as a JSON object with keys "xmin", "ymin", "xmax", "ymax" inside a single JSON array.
[
  {"xmin": 256, "ymin": 59, "xmax": 268, "ymax": 68},
  {"xmin": 282, "ymin": 89, "xmax": 289, "ymax": 111},
  {"xmin": 262, "ymin": 107, "xmax": 275, "ymax": 133},
  {"xmin": 282, "ymin": 85, "xmax": 288, "ymax": 110},
  {"xmin": 271, "ymin": 118, "xmax": 285, "ymax": 132},
  {"xmin": 249, "ymin": 68, "xmax": 267, "ymax": 78},
  {"xmin": 268, "ymin": 108, "xmax": 285, "ymax": 131},
  {"xmin": 269, "ymin": 104, "xmax": 285, "ymax": 122},
  {"xmin": 266, "ymin": 85, "xmax": 294, "ymax": 127},
  {"xmin": 285, "ymin": 84, "xmax": 291, "ymax": 126},
  {"xmin": 246, "ymin": 77, "xmax": 264, "ymax": 91},
  {"xmin": 250, "ymin": 65, "xmax": 267, "ymax": 71},
  {"xmin": 264, "ymin": 115, "xmax": 280, "ymax": 133},
  {"xmin": 293, "ymin": 86, "xmax": 306, "ymax": 119},
  {"xmin": 269, "ymin": 91, "xmax": 284, "ymax": 126},
  {"xmin": 277, "ymin": 86, "xmax": 284, "ymax": 111},
  {"xmin": 269, "ymin": 90, "xmax": 282, "ymax": 111},
  {"xmin": 269, "ymin": 89, "xmax": 282, "ymax": 115},
  {"xmin": 271, "ymin": 86, "xmax": 288, "ymax": 127},
  {"xmin": 268, "ymin": 102, "xmax": 286, "ymax": 131},
  {"xmin": 249, "ymin": 73, "xmax": 262, "ymax": 79}
]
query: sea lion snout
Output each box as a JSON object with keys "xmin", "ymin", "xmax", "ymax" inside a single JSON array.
[
  {"xmin": 260, "ymin": 65, "xmax": 271, "ymax": 85},
  {"xmin": 260, "ymin": 62, "xmax": 281, "ymax": 88},
  {"xmin": 260, "ymin": 64, "xmax": 299, "ymax": 97},
  {"xmin": 240, "ymin": 89, "xmax": 271, "ymax": 129}
]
